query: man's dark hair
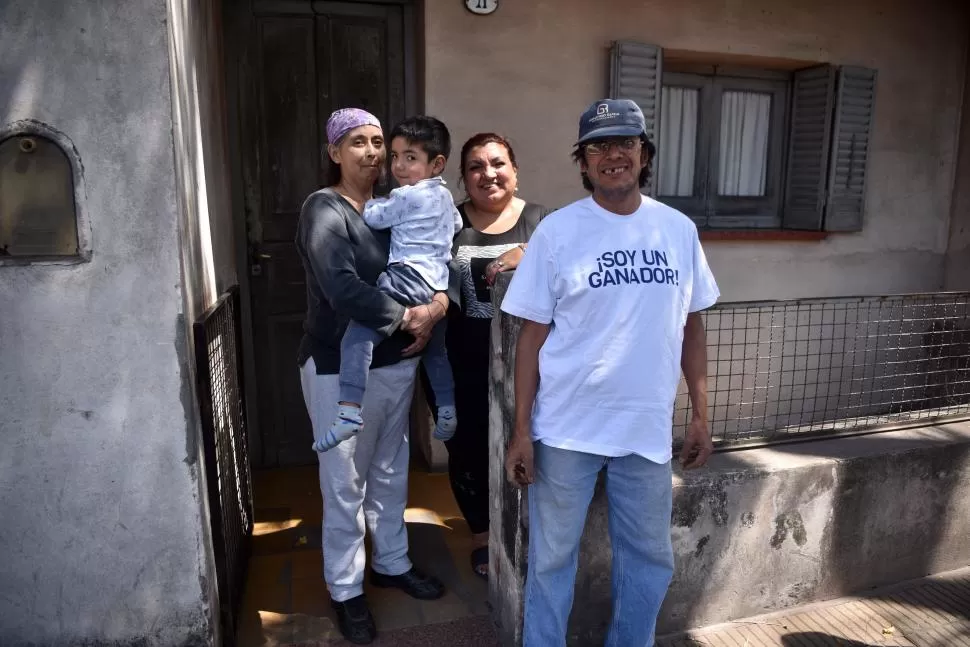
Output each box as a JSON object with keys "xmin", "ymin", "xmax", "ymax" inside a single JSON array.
[
  {"xmin": 571, "ymin": 134, "xmax": 656, "ymax": 193},
  {"xmin": 389, "ymin": 115, "xmax": 451, "ymax": 162}
]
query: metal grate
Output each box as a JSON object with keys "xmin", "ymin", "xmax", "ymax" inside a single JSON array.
[
  {"xmin": 194, "ymin": 286, "xmax": 253, "ymax": 643},
  {"xmin": 674, "ymin": 292, "xmax": 970, "ymax": 447}
]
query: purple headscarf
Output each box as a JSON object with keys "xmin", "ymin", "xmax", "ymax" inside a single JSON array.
[{"xmin": 326, "ymin": 108, "xmax": 382, "ymax": 145}]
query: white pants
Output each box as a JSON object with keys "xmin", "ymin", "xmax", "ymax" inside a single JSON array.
[{"xmin": 299, "ymin": 356, "xmax": 418, "ymax": 602}]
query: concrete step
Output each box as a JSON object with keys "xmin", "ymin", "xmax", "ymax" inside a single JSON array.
[{"xmin": 657, "ymin": 567, "xmax": 970, "ymax": 647}]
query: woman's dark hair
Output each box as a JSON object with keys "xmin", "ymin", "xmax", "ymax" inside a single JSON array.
[
  {"xmin": 458, "ymin": 132, "xmax": 518, "ymax": 188},
  {"xmin": 325, "ymin": 151, "xmax": 343, "ymax": 186},
  {"xmin": 571, "ymin": 134, "xmax": 656, "ymax": 192},
  {"xmin": 390, "ymin": 116, "xmax": 451, "ymax": 161}
]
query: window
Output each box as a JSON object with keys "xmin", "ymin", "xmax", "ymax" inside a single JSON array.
[
  {"xmin": 609, "ymin": 41, "xmax": 877, "ymax": 232},
  {"xmin": 658, "ymin": 69, "xmax": 788, "ymax": 228},
  {"xmin": 0, "ymin": 130, "xmax": 82, "ymax": 260}
]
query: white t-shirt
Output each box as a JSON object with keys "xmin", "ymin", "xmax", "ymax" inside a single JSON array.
[{"xmin": 500, "ymin": 194, "xmax": 720, "ymax": 464}]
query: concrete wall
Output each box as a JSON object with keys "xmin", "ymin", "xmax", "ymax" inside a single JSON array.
[
  {"xmin": 945, "ymin": 41, "xmax": 970, "ymax": 291},
  {"xmin": 0, "ymin": 1, "xmax": 217, "ymax": 644},
  {"xmin": 425, "ymin": 0, "xmax": 969, "ymax": 301}
]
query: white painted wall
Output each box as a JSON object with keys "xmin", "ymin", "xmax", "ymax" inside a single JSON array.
[{"xmin": 425, "ymin": 0, "xmax": 969, "ymax": 301}]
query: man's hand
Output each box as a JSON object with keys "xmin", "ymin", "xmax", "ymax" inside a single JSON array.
[
  {"xmin": 679, "ymin": 416, "xmax": 713, "ymax": 469},
  {"xmin": 505, "ymin": 431, "xmax": 535, "ymax": 488},
  {"xmin": 401, "ymin": 329, "xmax": 430, "ymax": 357},
  {"xmin": 401, "ymin": 305, "xmax": 435, "ymax": 338}
]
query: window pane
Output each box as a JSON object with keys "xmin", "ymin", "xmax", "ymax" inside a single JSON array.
[
  {"xmin": 658, "ymin": 86, "xmax": 698, "ymax": 197},
  {"xmin": 718, "ymin": 91, "xmax": 771, "ymax": 197}
]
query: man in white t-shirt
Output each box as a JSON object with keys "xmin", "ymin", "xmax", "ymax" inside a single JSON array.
[{"xmin": 500, "ymin": 99, "xmax": 720, "ymax": 646}]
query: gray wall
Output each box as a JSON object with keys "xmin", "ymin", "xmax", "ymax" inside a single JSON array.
[
  {"xmin": 0, "ymin": 1, "xmax": 217, "ymax": 644},
  {"xmin": 945, "ymin": 43, "xmax": 970, "ymax": 291},
  {"xmin": 427, "ymin": 0, "xmax": 970, "ymax": 300}
]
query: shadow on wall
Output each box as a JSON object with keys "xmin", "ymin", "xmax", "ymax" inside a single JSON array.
[{"xmin": 0, "ymin": 6, "xmax": 39, "ymax": 125}]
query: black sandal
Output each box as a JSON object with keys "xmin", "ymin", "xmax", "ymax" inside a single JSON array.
[{"xmin": 470, "ymin": 546, "xmax": 489, "ymax": 580}]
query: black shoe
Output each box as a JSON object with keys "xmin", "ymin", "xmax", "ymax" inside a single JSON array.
[
  {"xmin": 369, "ymin": 567, "xmax": 445, "ymax": 600},
  {"xmin": 330, "ymin": 595, "xmax": 377, "ymax": 644}
]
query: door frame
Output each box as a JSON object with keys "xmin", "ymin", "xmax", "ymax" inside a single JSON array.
[{"xmin": 221, "ymin": 0, "xmax": 421, "ymax": 468}]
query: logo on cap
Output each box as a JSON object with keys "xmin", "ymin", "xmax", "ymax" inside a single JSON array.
[{"xmin": 597, "ymin": 103, "xmax": 609, "ymax": 116}]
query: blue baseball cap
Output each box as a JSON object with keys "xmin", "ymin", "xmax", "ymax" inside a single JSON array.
[{"xmin": 577, "ymin": 99, "xmax": 646, "ymax": 144}]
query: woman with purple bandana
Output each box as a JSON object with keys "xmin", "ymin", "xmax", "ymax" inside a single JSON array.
[{"xmin": 295, "ymin": 107, "xmax": 450, "ymax": 644}]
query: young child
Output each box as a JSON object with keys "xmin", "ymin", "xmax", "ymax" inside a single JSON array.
[{"xmin": 314, "ymin": 115, "xmax": 463, "ymax": 453}]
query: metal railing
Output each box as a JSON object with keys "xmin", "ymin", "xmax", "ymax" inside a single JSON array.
[
  {"xmin": 674, "ymin": 292, "xmax": 970, "ymax": 447},
  {"xmin": 194, "ymin": 286, "xmax": 253, "ymax": 643}
]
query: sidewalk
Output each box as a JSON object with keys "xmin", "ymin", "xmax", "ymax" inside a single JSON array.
[{"xmin": 657, "ymin": 567, "xmax": 970, "ymax": 647}]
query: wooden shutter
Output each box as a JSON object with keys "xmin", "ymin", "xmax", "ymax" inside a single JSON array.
[
  {"xmin": 824, "ymin": 66, "xmax": 876, "ymax": 232},
  {"xmin": 782, "ymin": 65, "xmax": 836, "ymax": 230},
  {"xmin": 610, "ymin": 41, "xmax": 662, "ymax": 194}
]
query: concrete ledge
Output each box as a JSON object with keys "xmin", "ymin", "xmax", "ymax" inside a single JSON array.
[
  {"xmin": 666, "ymin": 423, "xmax": 970, "ymax": 633},
  {"xmin": 488, "ymin": 274, "xmax": 970, "ymax": 646}
]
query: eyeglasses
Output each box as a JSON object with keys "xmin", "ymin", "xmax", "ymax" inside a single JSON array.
[{"xmin": 583, "ymin": 138, "xmax": 640, "ymax": 156}]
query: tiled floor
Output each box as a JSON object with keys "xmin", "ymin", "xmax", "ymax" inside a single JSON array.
[
  {"xmin": 236, "ymin": 466, "xmax": 494, "ymax": 647},
  {"xmin": 657, "ymin": 567, "xmax": 970, "ymax": 647}
]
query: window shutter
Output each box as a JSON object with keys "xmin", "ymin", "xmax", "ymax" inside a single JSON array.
[
  {"xmin": 824, "ymin": 66, "xmax": 876, "ymax": 232},
  {"xmin": 782, "ymin": 65, "xmax": 836, "ymax": 230},
  {"xmin": 610, "ymin": 41, "xmax": 662, "ymax": 194}
]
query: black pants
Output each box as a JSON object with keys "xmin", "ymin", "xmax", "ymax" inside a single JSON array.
[{"xmin": 421, "ymin": 315, "xmax": 491, "ymax": 535}]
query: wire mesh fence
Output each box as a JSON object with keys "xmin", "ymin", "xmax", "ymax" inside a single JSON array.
[
  {"xmin": 674, "ymin": 292, "xmax": 970, "ymax": 447},
  {"xmin": 194, "ymin": 286, "xmax": 252, "ymax": 642}
]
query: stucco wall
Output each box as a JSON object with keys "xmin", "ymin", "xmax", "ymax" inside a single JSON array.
[
  {"xmin": 425, "ymin": 0, "xmax": 969, "ymax": 301},
  {"xmin": 0, "ymin": 2, "xmax": 215, "ymax": 644}
]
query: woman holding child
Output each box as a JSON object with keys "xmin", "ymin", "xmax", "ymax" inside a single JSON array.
[
  {"xmin": 296, "ymin": 108, "xmax": 458, "ymax": 644},
  {"xmin": 443, "ymin": 133, "xmax": 553, "ymax": 579}
]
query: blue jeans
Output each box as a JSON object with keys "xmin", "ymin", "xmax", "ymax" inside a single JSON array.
[
  {"xmin": 524, "ymin": 443, "xmax": 674, "ymax": 647},
  {"xmin": 339, "ymin": 263, "xmax": 455, "ymax": 407}
]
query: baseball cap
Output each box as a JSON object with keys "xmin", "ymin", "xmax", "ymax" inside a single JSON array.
[{"xmin": 577, "ymin": 99, "xmax": 646, "ymax": 144}]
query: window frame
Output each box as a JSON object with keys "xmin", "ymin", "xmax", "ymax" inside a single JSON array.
[
  {"xmin": 656, "ymin": 73, "xmax": 710, "ymax": 221},
  {"xmin": 708, "ymin": 75, "xmax": 789, "ymax": 229},
  {"xmin": 657, "ymin": 68, "xmax": 790, "ymax": 230}
]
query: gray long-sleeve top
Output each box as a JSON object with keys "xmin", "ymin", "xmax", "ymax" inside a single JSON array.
[{"xmin": 296, "ymin": 187, "xmax": 458, "ymax": 375}]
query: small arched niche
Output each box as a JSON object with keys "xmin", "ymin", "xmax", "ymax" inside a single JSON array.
[{"xmin": 0, "ymin": 121, "xmax": 88, "ymax": 263}]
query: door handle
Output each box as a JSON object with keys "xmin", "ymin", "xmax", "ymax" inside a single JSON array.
[{"xmin": 251, "ymin": 249, "xmax": 271, "ymax": 276}]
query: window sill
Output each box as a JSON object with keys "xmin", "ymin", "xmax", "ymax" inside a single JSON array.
[{"xmin": 699, "ymin": 230, "xmax": 829, "ymax": 242}]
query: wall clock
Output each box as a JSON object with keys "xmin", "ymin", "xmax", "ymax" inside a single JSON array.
[{"xmin": 465, "ymin": 0, "xmax": 498, "ymax": 16}]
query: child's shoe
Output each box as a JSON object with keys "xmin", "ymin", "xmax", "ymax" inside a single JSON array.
[
  {"xmin": 314, "ymin": 404, "xmax": 364, "ymax": 452},
  {"xmin": 433, "ymin": 405, "xmax": 457, "ymax": 441}
]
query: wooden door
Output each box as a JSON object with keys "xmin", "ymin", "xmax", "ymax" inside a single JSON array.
[{"xmin": 237, "ymin": 1, "xmax": 408, "ymax": 466}]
